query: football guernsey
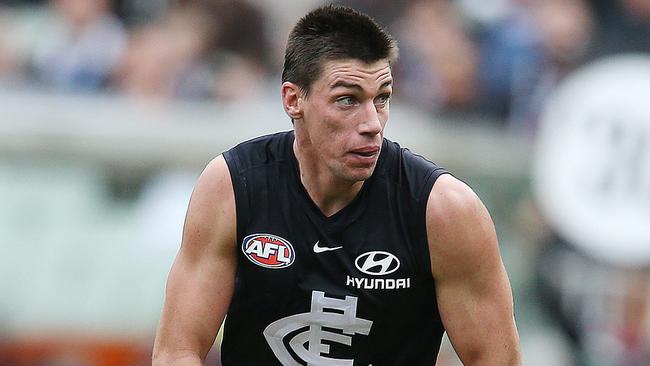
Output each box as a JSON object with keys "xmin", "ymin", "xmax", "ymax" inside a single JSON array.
[{"xmin": 221, "ymin": 130, "xmax": 449, "ymax": 365}]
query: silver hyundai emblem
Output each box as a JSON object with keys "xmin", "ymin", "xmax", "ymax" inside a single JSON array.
[{"xmin": 355, "ymin": 251, "xmax": 400, "ymax": 276}]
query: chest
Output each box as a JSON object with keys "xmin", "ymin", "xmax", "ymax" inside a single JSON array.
[{"xmin": 237, "ymin": 177, "xmax": 430, "ymax": 298}]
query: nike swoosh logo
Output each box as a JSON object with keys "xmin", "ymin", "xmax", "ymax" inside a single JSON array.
[{"xmin": 313, "ymin": 241, "xmax": 343, "ymax": 253}]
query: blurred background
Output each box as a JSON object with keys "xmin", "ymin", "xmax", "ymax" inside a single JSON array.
[{"xmin": 0, "ymin": 0, "xmax": 649, "ymax": 365}]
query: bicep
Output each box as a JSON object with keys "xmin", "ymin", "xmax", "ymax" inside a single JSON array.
[
  {"xmin": 435, "ymin": 248, "xmax": 517, "ymax": 364},
  {"xmin": 426, "ymin": 175, "xmax": 520, "ymax": 364},
  {"xmin": 153, "ymin": 155, "xmax": 238, "ymax": 363}
]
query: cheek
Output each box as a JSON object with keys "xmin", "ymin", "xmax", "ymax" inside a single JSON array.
[
  {"xmin": 322, "ymin": 123, "xmax": 349, "ymax": 152},
  {"xmin": 307, "ymin": 101, "xmax": 373, "ymax": 147},
  {"xmin": 319, "ymin": 110, "xmax": 350, "ymax": 137},
  {"xmin": 381, "ymin": 102, "xmax": 390, "ymax": 120},
  {"xmin": 381, "ymin": 110, "xmax": 389, "ymax": 126}
]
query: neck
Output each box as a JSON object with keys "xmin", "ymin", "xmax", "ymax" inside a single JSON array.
[{"xmin": 293, "ymin": 140, "xmax": 364, "ymax": 217}]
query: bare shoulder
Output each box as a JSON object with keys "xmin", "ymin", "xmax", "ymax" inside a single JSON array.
[
  {"xmin": 153, "ymin": 155, "xmax": 238, "ymax": 364},
  {"xmin": 425, "ymin": 177, "xmax": 521, "ymax": 364},
  {"xmin": 425, "ymin": 174, "xmax": 499, "ymax": 279},
  {"xmin": 426, "ymin": 174, "xmax": 487, "ymax": 227},
  {"xmin": 194, "ymin": 155, "xmax": 233, "ymax": 199},
  {"xmin": 182, "ymin": 154, "xmax": 237, "ymax": 255}
]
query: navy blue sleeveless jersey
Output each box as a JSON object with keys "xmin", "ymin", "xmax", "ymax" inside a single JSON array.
[{"xmin": 221, "ymin": 131, "xmax": 448, "ymax": 365}]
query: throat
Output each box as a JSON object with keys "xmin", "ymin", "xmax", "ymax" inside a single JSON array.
[
  {"xmin": 292, "ymin": 137, "xmax": 366, "ymax": 217},
  {"xmin": 301, "ymin": 174, "xmax": 364, "ymax": 217}
]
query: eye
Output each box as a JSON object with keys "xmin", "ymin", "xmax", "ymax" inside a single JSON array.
[
  {"xmin": 374, "ymin": 93, "xmax": 391, "ymax": 107},
  {"xmin": 336, "ymin": 96, "xmax": 357, "ymax": 106}
]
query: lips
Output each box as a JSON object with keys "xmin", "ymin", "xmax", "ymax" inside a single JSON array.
[
  {"xmin": 348, "ymin": 146, "xmax": 380, "ymax": 166},
  {"xmin": 349, "ymin": 146, "xmax": 380, "ymax": 157}
]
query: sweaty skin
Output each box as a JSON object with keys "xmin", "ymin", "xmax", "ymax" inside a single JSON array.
[
  {"xmin": 284, "ymin": 59, "xmax": 393, "ymax": 216},
  {"xmin": 153, "ymin": 57, "xmax": 521, "ymax": 365},
  {"xmin": 152, "ymin": 156, "xmax": 237, "ymax": 366},
  {"xmin": 427, "ymin": 174, "xmax": 521, "ymax": 364}
]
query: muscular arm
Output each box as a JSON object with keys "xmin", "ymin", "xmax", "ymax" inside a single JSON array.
[
  {"xmin": 427, "ymin": 174, "xmax": 521, "ymax": 365},
  {"xmin": 152, "ymin": 155, "xmax": 237, "ymax": 366}
]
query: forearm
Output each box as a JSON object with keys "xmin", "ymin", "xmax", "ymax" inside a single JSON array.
[
  {"xmin": 443, "ymin": 294, "xmax": 521, "ymax": 366},
  {"xmin": 152, "ymin": 255, "xmax": 232, "ymax": 366},
  {"xmin": 152, "ymin": 155, "xmax": 237, "ymax": 366}
]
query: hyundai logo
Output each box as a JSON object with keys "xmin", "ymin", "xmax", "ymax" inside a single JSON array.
[{"xmin": 355, "ymin": 251, "xmax": 400, "ymax": 276}]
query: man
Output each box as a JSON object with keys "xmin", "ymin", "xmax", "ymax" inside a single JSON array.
[{"xmin": 153, "ymin": 5, "xmax": 521, "ymax": 365}]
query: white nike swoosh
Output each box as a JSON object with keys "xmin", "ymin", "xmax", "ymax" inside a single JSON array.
[{"xmin": 313, "ymin": 241, "xmax": 343, "ymax": 253}]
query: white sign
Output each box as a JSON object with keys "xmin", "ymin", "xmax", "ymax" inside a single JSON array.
[{"xmin": 533, "ymin": 54, "xmax": 650, "ymax": 266}]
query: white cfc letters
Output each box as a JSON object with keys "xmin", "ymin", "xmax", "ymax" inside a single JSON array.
[{"xmin": 263, "ymin": 291, "xmax": 373, "ymax": 366}]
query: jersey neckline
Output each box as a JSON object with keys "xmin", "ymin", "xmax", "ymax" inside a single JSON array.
[{"xmin": 286, "ymin": 130, "xmax": 385, "ymax": 227}]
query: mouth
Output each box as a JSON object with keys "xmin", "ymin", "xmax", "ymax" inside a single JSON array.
[{"xmin": 349, "ymin": 146, "xmax": 380, "ymax": 159}]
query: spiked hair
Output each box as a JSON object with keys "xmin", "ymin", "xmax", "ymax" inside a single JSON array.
[{"xmin": 282, "ymin": 5, "xmax": 398, "ymax": 96}]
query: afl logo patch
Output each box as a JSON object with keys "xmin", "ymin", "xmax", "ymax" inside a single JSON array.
[
  {"xmin": 355, "ymin": 251, "xmax": 400, "ymax": 276},
  {"xmin": 242, "ymin": 233, "xmax": 295, "ymax": 269}
]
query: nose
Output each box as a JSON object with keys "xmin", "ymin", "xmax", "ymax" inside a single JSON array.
[{"xmin": 358, "ymin": 100, "xmax": 382, "ymax": 136}]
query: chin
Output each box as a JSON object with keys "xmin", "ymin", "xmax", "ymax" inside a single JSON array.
[{"xmin": 341, "ymin": 166, "xmax": 376, "ymax": 182}]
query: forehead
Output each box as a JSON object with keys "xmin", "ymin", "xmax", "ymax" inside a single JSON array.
[{"xmin": 315, "ymin": 59, "xmax": 392, "ymax": 89}]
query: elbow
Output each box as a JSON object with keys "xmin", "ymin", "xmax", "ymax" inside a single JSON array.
[
  {"xmin": 151, "ymin": 341, "xmax": 171, "ymax": 366},
  {"xmin": 151, "ymin": 348, "xmax": 175, "ymax": 366},
  {"xmin": 494, "ymin": 345, "xmax": 522, "ymax": 366},
  {"xmin": 461, "ymin": 347, "xmax": 522, "ymax": 366},
  {"xmin": 151, "ymin": 350, "xmax": 167, "ymax": 366},
  {"xmin": 151, "ymin": 352, "xmax": 164, "ymax": 366}
]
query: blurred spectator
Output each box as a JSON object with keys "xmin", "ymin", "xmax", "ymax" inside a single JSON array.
[
  {"xmin": 211, "ymin": 52, "xmax": 271, "ymax": 102},
  {"xmin": 251, "ymin": 0, "xmax": 322, "ymax": 68},
  {"xmin": 336, "ymin": 0, "xmax": 413, "ymax": 31},
  {"xmin": 535, "ymin": 236, "xmax": 650, "ymax": 366},
  {"xmin": 113, "ymin": 0, "xmax": 273, "ymax": 103},
  {"xmin": 513, "ymin": 186, "xmax": 650, "ymax": 366},
  {"xmin": 111, "ymin": 5, "xmax": 214, "ymax": 101},
  {"xmin": 529, "ymin": 0, "xmax": 593, "ymax": 65},
  {"xmin": 0, "ymin": 5, "xmax": 53, "ymax": 85},
  {"xmin": 587, "ymin": 0, "xmax": 650, "ymax": 58},
  {"xmin": 1, "ymin": 0, "xmax": 647, "ymax": 113},
  {"xmin": 474, "ymin": 3, "xmax": 538, "ymax": 120},
  {"xmin": 30, "ymin": 0, "xmax": 127, "ymax": 91},
  {"xmin": 178, "ymin": 0, "xmax": 274, "ymax": 102},
  {"xmin": 392, "ymin": 0, "xmax": 480, "ymax": 113},
  {"xmin": 114, "ymin": 0, "xmax": 169, "ymax": 27},
  {"xmin": 0, "ymin": 8, "xmax": 22, "ymax": 80},
  {"xmin": 0, "ymin": 0, "xmax": 43, "ymax": 4},
  {"xmin": 180, "ymin": 0, "xmax": 272, "ymax": 69},
  {"xmin": 476, "ymin": 0, "xmax": 594, "ymax": 135},
  {"xmin": 511, "ymin": 0, "xmax": 593, "ymax": 134}
]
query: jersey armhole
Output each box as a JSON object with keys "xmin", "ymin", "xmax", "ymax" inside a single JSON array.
[
  {"xmin": 418, "ymin": 167, "xmax": 451, "ymax": 275},
  {"xmin": 223, "ymin": 150, "xmax": 250, "ymax": 245},
  {"xmin": 419, "ymin": 167, "xmax": 451, "ymax": 215}
]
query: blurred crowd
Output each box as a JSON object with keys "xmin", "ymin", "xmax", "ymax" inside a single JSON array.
[
  {"xmin": 0, "ymin": 0, "xmax": 275, "ymax": 102},
  {"xmin": 0, "ymin": 0, "xmax": 648, "ymax": 135},
  {"xmin": 1, "ymin": 1, "xmax": 649, "ymax": 366}
]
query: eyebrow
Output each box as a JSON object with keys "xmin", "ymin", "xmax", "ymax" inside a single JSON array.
[{"xmin": 330, "ymin": 80, "xmax": 393, "ymax": 91}]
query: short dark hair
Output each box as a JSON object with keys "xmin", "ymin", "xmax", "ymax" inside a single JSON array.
[{"xmin": 282, "ymin": 5, "xmax": 398, "ymax": 96}]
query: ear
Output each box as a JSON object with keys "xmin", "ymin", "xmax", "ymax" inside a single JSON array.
[{"xmin": 281, "ymin": 82, "xmax": 303, "ymax": 120}]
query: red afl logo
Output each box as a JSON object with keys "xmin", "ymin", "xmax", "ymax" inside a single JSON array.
[{"xmin": 242, "ymin": 233, "xmax": 295, "ymax": 269}]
